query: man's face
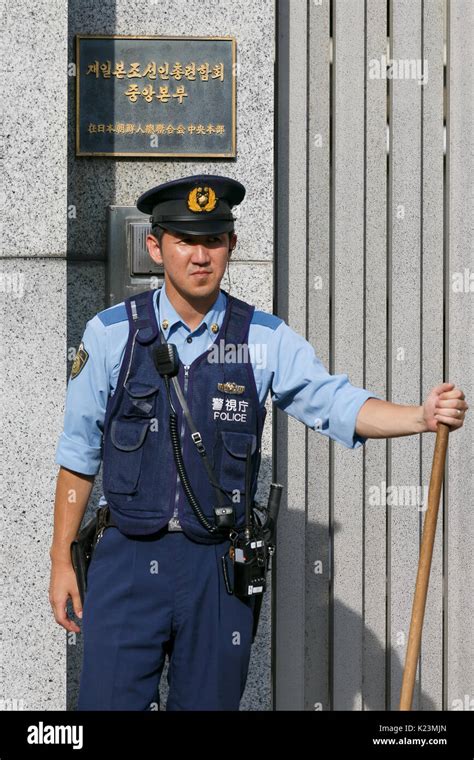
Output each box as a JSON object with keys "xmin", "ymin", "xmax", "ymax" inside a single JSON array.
[{"xmin": 146, "ymin": 229, "xmax": 236, "ymax": 299}]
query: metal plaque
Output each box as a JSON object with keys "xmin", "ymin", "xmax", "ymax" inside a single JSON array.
[{"xmin": 76, "ymin": 35, "xmax": 236, "ymax": 158}]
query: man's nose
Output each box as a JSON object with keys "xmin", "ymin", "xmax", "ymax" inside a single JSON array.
[{"xmin": 191, "ymin": 244, "xmax": 211, "ymax": 261}]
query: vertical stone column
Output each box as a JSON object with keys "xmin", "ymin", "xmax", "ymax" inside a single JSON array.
[{"xmin": 1, "ymin": 0, "xmax": 68, "ymax": 710}]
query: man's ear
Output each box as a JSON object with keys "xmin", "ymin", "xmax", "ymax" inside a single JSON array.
[
  {"xmin": 228, "ymin": 231, "xmax": 237, "ymax": 254},
  {"xmin": 146, "ymin": 233, "xmax": 163, "ymax": 265}
]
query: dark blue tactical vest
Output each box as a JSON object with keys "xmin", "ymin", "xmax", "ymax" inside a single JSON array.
[{"xmin": 101, "ymin": 287, "xmax": 267, "ymax": 544}]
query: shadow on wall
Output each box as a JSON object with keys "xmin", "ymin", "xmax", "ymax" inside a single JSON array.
[
  {"xmin": 305, "ymin": 518, "xmax": 437, "ymax": 711},
  {"xmin": 328, "ymin": 599, "xmax": 437, "ymax": 711}
]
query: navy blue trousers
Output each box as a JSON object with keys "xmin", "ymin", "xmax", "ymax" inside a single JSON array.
[{"xmin": 76, "ymin": 525, "xmax": 256, "ymax": 711}]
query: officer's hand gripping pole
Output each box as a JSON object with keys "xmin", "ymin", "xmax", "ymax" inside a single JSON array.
[{"xmin": 152, "ymin": 343, "xmax": 234, "ymax": 536}]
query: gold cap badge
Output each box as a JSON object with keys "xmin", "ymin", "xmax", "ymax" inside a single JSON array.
[
  {"xmin": 187, "ymin": 185, "xmax": 217, "ymax": 213},
  {"xmin": 217, "ymin": 381, "xmax": 246, "ymax": 395}
]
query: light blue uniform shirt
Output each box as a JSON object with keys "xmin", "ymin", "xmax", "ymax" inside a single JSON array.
[{"xmin": 55, "ymin": 282, "xmax": 382, "ymax": 478}]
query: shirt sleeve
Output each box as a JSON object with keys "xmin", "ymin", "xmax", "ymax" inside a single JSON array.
[
  {"xmin": 55, "ymin": 316, "xmax": 109, "ymax": 475},
  {"xmin": 269, "ymin": 321, "xmax": 384, "ymax": 449}
]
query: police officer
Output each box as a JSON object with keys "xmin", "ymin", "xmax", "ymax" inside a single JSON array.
[{"xmin": 49, "ymin": 174, "xmax": 468, "ymax": 711}]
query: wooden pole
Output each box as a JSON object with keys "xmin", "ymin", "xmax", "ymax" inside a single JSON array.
[{"xmin": 399, "ymin": 422, "xmax": 450, "ymax": 711}]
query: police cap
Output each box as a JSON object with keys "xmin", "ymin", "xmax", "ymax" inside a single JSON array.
[{"xmin": 136, "ymin": 174, "xmax": 246, "ymax": 237}]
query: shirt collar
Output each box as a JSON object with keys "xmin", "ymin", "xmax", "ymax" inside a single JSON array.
[{"xmin": 154, "ymin": 280, "xmax": 227, "ymax": 340}]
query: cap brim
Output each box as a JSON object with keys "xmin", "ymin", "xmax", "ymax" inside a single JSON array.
[{"xmin": 154, "ymin": 220, "xmax": 235, "ymax": 237}]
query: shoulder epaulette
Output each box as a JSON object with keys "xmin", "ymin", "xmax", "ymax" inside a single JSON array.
[
  {"xmin": 97, "ymin": 302, "xmax": 127, "ymax": 327},
  {"xmin": 251, "ymin": 311, "xmax": 283, "ymax": 331}
]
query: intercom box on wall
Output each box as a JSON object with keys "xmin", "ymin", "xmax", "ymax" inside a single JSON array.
[{"xmin": 106, "ymin": 205, "xmax": 164, "ymax": 307}]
